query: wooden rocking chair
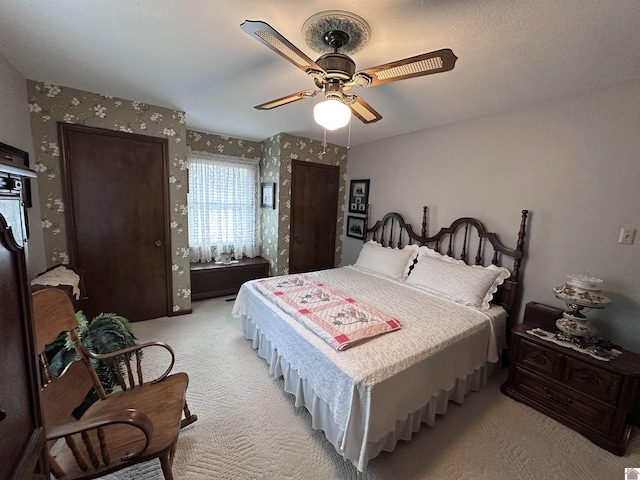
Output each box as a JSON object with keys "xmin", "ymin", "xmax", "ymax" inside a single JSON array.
[{"xmin": 34, "ymin": 288, "xmax": 197, "ymax": 479}]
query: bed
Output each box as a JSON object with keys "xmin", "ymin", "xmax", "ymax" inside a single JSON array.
[{"xmin": 232, "ymin": 206, "xmax": 529, "ymax": 471}]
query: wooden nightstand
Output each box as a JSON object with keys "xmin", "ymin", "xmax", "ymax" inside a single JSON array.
[{"xmin": 501, "ymin": 323, "xmax": 640, "ymax": 455}]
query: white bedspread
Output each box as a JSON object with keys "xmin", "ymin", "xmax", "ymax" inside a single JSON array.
[{"xmin": 232, "ymin": 266, "xmax": 506, "ymax": 471}]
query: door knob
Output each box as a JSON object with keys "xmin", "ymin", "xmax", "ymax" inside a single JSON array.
[
  {"xmin": 0, "ymin": 408, "xmax": 6, "ymax": 422},
  {"xmin": 154, "ymin": 240, "xmax": 163, "ymax": 247}
]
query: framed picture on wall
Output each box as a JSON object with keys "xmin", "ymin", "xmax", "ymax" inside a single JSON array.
[
  {"xmin": 261, "ymin": 182, "xmax": 276, "ymax": 209},
  {"xmin": 0, "ymin": 142, "xmax": 32, "ymax": 207},
  {"xmin": 348, "ymin": 179, "xmax": 369, "ymax": 214},
  {"xmin": 346, "ymin": 215, "xmax": 366, "ymax": 240}
]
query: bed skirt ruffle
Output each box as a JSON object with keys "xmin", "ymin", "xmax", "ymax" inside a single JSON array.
[{"xmin": 242, "ymin": 314, "xmax": 495, "ymax": 472}]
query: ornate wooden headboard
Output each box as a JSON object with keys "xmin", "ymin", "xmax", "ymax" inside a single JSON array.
[
  {"xmin": 363, "ymin": 208, "xmax": 425, "ymax": 248},
  {"xmin": 420, "ymin": 209, "xmax": 529, "ymax": 316},
  {"xmin": 364, "ymin": 206, "xmax": 529, "ymax": 324}
]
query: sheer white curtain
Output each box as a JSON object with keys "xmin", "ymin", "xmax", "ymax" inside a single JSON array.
[{"xmin": 188, "ymin": 152, "xmax": 260, "ymax": 263}]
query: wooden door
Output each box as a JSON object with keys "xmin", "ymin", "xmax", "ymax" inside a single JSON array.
[
  {"xmin": 289, "ymin": 161, "xmax": 339, "ymax": 273},
  {"xmin": 59, "ymin": 124, "xmax": 170, "ymax": 321}
]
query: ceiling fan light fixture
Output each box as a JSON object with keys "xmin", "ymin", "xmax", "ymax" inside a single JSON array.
[{"xmin": 313, "ymin": 98, "xmax": 351, "ymax": 130}]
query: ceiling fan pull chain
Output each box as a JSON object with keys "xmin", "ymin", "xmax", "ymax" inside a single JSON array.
[
  {"xmin": 347, "ymin": 117, "xmax": 352, "ymax": 151},
  {"xmin": 322, "ymin": 128, "xmax": 327, "ymax": 155}
]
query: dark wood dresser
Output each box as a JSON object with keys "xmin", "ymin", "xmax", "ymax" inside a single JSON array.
[
  {"xmin": 190, "ymin": 256, "xmax": 270, "ymax": 300},
  {"xmin": 0, "ymin": 161, "xmax": 48, "ymax": 479},
  {"xmin": 502, "ymin": 322, "xmax": 640, "ymax": 455}
]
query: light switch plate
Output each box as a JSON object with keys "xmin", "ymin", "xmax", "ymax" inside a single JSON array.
[{"xmin": 618, "ymin": 227, "xmax": 636, "ymax": 245}]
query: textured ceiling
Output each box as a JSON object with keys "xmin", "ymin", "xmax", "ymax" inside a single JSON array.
[{"xmin": 1, "ymin": 0, "xmax": 639, "ymax": 147}]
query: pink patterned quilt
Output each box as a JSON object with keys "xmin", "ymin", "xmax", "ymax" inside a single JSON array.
[{"xmin": 254, "ymin": 273, "xmax": 401, "ymax": 351}]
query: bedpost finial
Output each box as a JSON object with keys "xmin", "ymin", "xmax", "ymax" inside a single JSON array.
[
  {"xmin": 517, "ymin": 210, "xmax": 528, "ymax": 251},
  {"xmin": 512, "ymin": 209, "xmax": 529, "ymax": 282},
  {"xmin": 421, "ymin": 206, "xmax": 428, "ymax": 244},
  {"xmin": 363, "ymin": 204, "xmax": 370, "ymax": 243}
]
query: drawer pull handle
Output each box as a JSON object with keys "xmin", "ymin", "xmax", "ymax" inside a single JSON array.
[{"xmin": 543, "ymin": 387, "xmax": 572, "ymax": 405}]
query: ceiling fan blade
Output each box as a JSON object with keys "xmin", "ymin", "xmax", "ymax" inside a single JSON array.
[
  {"xmin": 348, "ymin": 95, "xmax": 382, "ymax": 124},
  {"xmin": 355, "ymin": 49, "xmax": 458, "ymax": 87},
  {"xmin": 255, "ymin": 90, "xmax": 318, "ymax": 110},
  {"xmin": 240, "ymin": 20, "xmax": 324, "ymax": 75}
]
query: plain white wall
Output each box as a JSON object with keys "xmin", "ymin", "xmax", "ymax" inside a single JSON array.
[
  {"xmin": 0, "ymin": 52, "xmax": 46, "ymax": 277},
  {"xmin": 344, "ymin": 80, "xmax": 640, "ymax": 351}
]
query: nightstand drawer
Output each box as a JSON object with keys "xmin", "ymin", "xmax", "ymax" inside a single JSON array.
[
  {"xmin": 513, "ymin": 366, "xmax": 615, "ymax": 436},
  {"xmin": 516, "ymin": 338, "xmax": 563, "ymax": 379},
  {"xmin": 503, "ymin": 322, "xmax": 640, "ymax": 455},
  {"xmin": 564, "ymin": 357, "xmax": 622, "ymax": 404}
]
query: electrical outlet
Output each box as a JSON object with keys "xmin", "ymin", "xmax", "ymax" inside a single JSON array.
[{"xmin": 618, "ymin": 227, "xmax": 636, "ymax": 245}]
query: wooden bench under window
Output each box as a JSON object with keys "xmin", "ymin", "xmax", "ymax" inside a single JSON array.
[{"xmin": 190, "ymin": 256, "xmax": 270, "ymax": 300}]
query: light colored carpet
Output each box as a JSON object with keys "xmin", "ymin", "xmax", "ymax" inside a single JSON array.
[{"xmin": 103, "ymin": 296, "xmax": 640, "ymax": 480}]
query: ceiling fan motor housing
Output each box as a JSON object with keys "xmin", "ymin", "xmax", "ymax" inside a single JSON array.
[{"xmin": 316, "ymin": 53, "xmax": 355, "ymax": 81}]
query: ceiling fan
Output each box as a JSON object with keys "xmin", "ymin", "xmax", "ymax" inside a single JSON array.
[{"xmin": 240, "ymin": 11, "xmax": 458, "ymax": 130}]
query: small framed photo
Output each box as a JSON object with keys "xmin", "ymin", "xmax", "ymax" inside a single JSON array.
[
  {"xmin": 348, "ymin": 179, "xmax": 369, "ymax": 214},
  {"xmin": 261, "ymin": 182, "xmax": 276, "ymax": 209},
  {"xmin": 346, "ymin": 215, "xmax": 365, "ymax": 240}
]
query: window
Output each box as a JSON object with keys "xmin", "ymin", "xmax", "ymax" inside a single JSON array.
[{"xmin": 188, "ymin": 153, "xmax": 260, "ymax": 263}]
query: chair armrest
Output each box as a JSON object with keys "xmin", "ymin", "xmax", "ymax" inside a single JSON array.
[
  {"xmin": 46, "ymin": 408, "xmax": 154, "ymax": 461},
  {"xmin": 84, "ymin": 341, "xmax": 176, "ymax": 383}
]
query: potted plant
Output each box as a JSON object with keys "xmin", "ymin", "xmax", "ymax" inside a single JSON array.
[
  {"xmin": 44, "ymin": 310, "xmax": 138, "ymax": 414},
  {"xmin": 220, "ymin": 245, "xmax": 235, "ymax": 264}
]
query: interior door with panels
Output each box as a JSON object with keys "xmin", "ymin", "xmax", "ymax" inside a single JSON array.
[
  {"xmin": 59, "ymin": 124, "xmax": 171, "ymax": 321},
  {"xmin": 289, "ymin": 160, "xmax": 339, "ymax": 273}
]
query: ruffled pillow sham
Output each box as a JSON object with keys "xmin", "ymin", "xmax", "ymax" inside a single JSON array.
[
  {"xmin": 407, "ymin": 246, "xmax": 511, "ymax": 310},
  {"xmin": 354, "ymin": 241, "xmax": 419, "ymax": 280}
]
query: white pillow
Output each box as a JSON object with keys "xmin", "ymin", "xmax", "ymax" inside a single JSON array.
[
  {"xmin": 355, "ymin": 241, "xmax": 419, "ymax": 280},
  {"xmin": 407, "ymin": 249, "xmax": 511, "ymax": 309}
]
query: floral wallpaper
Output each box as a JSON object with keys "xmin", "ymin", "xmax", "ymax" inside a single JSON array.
[
  {"xmin": 186, "ymin": 129, "xmax": 263, "ymax": 158},
  {"xmin": 26, "ymin": 81, "xmax": 348, "ymax": 313},
  {"xmin": 26, "ymin": 80, "xmax": 191, "ymax": 313},
  {"xmin": 186, "ymin": 129, "xmax": 276, "ymax": 274},
  {"xmin": 185, "ymin": 130, "xmax": 347, "ymax": 278},
  {"xmin": 260, "ymin": 136, "xmax": 281, "ymax": 275},
  {"xmin": 274, "ymin": 133, "xmax": 348, "ymax": 276}
]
